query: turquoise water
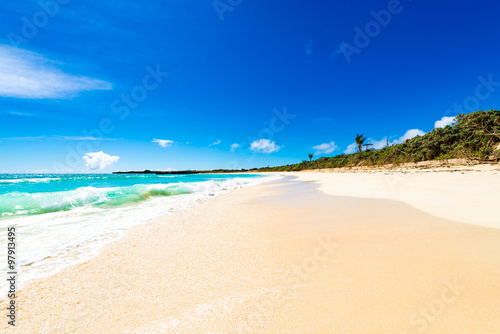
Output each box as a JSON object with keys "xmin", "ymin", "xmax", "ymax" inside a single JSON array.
[
  {"xmin": 0, "ymin": 173, "xmax": 262, "ymax": 218},
  {"xmin": 0, "ymin": 173, "xmax": 267, "ymax": 290}
]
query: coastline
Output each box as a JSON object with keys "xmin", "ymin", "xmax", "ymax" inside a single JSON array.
[
  {"xmin": 3, "ymin": 172, "xmax": 500, "ymax": 333},
  {"xmin": 0, "ymin": 174, "xmax": 270, "ymax": 297},
  {"xmin": 263, "ymin": 163, "xmax": 500, "ymax": 229}
]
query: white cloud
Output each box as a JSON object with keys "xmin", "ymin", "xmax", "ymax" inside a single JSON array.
[
  {"xmin": 250, "ymin": 139, "xmax": 281, "ymax": 154},
  {"xmin": 209, "ymin": 139, "xmax": 221, "ymax": 146},
  {"xmin": 393, "ymin": 129, "xmax": 426, "ymax": 144},
  {"xmin": 0, "ymin": 45, "xmax": 112, "ymax": 99},
  {"xmin": 82, "ymin": 151, "xmax": 119, "ymax": 170},
  {"xmin": 368, "ymin": 138, "xmax": 388, "ymax": 150},
  {"xmin": 230, "ymin": 143, "xmax": 240, "ymax": 152},
  {"xmin": 344, "ymin": 142, "xmax": 357, "ymax": 154},
  {"xmin": 313, "ymin": 142, "xmax": 338, "ymax": 155},
  {"xmin": 343, "ymin": 129, "xmax": 426, "ymax": 154},
  {"xmin": 152, "ymin": 139, "xmax": 174, "ymax": 148},
  {"xmin": 435, "ymin": 116, "xmax": 456, "ymax": 129}
]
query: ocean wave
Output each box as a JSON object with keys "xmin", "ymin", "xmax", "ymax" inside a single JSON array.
[
  {"xmin": 0, "ymin": 175, "xmax": 271, "ymax": 294},
  {"xmin": 0, "ymin": 177, "xmax": 61, "ymax": 184},
  {"xmin": 0, "ymin": 178, "xmax": 256, "ymax": 217},
  {"xmin": 0, "ymin": 173, "xmax": 159, "ymax": 185}
]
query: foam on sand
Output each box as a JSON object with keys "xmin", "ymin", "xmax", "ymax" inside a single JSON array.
[
  {"xmin": 0, "ymin": 176, "xmax": 274, "ymax": 295},
  {"xmin": 4, "ymin": 174, "xmax": 500, "ymax": 333}
]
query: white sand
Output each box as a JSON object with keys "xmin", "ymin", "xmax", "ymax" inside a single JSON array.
[
  {"xmin": 2, "ymin": 171, "xmax": 500, "ymax": 333},
  {"xmin": 286, "ymin": 168, "xmax": 500, "ymax": 229}
]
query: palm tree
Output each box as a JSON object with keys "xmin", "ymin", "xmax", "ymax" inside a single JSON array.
[
  {"xmin": 308, "ymin": 153, "xmax": 313, "ymax": 161},
  {"xmin": 355, "ymin": 133, "xmax": 367, "ymax": 153}
]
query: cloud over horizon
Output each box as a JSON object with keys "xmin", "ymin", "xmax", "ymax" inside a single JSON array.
[
  {"xmin": 343, "ymin": 142, "xmax": 358, "ymax": 154},
  {"xmin": 368, "ymin": 138, "xmax": 388, "ymax": 150},
  {"xmin": 313, "ymin": 142, "xmax": 338, "ymax": 155},
  {"xmin": 393, "ymin": 129, "xmax": 426, "ymax": 144},
  {"xmin": 343, "ymin": 129, "xmax": 426, "ymax": 154},
  {"xmin": 0, "ymin": 45, "xmax": 112, "ymax": 99},
  {"xmin": 82, "ymin": 151, "xmax": 119, "ymax": 170},
  {"xmin": 435, "ymin": 116, "xmax": 456, "ymax": 129}
]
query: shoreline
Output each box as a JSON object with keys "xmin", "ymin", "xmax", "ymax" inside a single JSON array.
[
  {"xmin": 3, "ymin": 172, "xmax": 500, "ymax": 332},
  {"xmin": 258, "ymin": 164, "xmax": 500, "ymax": 229},
  {"xmin": 258, "ymin": 159, "xmax": 500, "ymax": 174},
  {"xmin": 111, "ymin": 159, "xmax": 500, "ymax": 176},
  {"xmin": 0, "ymin": 174, "xmax": 273, "ymax": 297}
]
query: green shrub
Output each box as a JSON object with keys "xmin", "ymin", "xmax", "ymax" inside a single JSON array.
[{"xmin": 258, "ymin": 110, "xmax": 500, "ymax": 172}]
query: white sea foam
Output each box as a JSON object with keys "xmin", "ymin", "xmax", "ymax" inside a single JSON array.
[
  {"xmin": 0, "ymin": 175, "xmax": 278, "ymax": 295},
  {"xmin": 0, "ymin": 177, "xmax": 60, "ymax": 184}
]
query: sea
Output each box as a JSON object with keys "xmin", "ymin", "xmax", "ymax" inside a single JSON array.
[{"xmin": 0, "ymin": 173, "xmax": 267, "ymax": 293}]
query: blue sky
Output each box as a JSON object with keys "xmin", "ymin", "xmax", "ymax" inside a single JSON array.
[{"xmin": 1, "ymin": 0, "xmax": 500, "ymax": 172}]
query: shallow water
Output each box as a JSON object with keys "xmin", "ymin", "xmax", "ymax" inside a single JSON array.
[{"xmin": 0, "ymin": 173, "xmax": 266, "ymax": 292}]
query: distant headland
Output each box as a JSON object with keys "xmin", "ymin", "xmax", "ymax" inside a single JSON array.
[{"xmin": 113, "ymin": 169, "xmax": 254, "ymax": 175}]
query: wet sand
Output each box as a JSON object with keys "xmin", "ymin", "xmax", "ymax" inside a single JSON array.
[
  {"xmin": 289, "ymin": 168, "xmax": 500, "ymax": 229},
  {"xmin": 2, "ymin": 175, "xmax": 500, "ymax": 333}
]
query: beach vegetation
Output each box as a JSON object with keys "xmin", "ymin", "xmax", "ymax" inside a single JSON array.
[{"xmin": 258, "ymin": 110, "xmax": 500, "ymax": 171}]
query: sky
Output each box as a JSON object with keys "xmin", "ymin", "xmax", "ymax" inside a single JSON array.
[{"xmin": 1, "ymin": 0, "xmax": 500, "ymax": 173}]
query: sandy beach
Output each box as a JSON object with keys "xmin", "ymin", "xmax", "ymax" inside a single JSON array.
[
  {"xmin": 3, "ymin": 0, "xmax": 500, "ymax": 332},
  {"xmin": 3, "ymin": 169, "xmax": 500, "ymax": 333}
]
